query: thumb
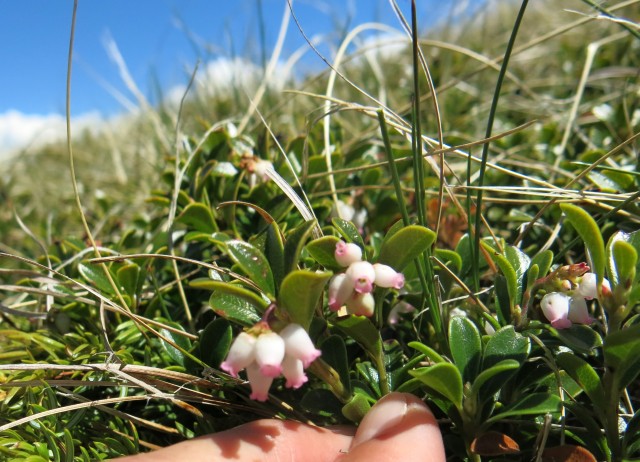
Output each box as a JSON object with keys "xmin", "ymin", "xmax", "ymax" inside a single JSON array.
[{"xmin": 341, "ymin": 392, "xmax": 445, "ymax": 462}]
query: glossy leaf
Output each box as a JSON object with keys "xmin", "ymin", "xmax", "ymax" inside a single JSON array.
[
  {"xmin": 199, "ymin": 318, "xmax": 233, "ymax": 368},
  {"xmin": 209, "ymin": 291, "xmax": 262, "ymax": 326},
  {"xmin": 319, "ymin": 335, "xmax": 351, "ymax": 394},
  {"xmin": 530, "ymin": 250, "xmax": 554, "ymax": 279},
  {"xmin": 306, "ymin": 236, "xmax": 342, "ymax": 270},
  {"xmin": 332, "ymin": 217, "xmax": 365, "ymax": 249},
  {"xmin": 410, "ymin": 362, "xmax": 463, "ymax": 411},
  {"xmin": 481, "ymin": 241, "xmax": 518, "ymax": 308},
  {"xmin": 284, "ymin": 220, "xmax": 318, "ymax": 276},
  {"xmin": 226, "ymin": 240, "xmax": 275, "ymax": 298},
  {"xmin": 279, "ymin": 270, "xmax": 332, "ymax": 329},
  {"xmin": 159, "ymin": 322, "xmax": 192, "ymax": 367},
  {"xmin": 553, "ymin": 325, "xmax": 602, "ymax": 354},
  {"xmin": 116, "ymin": 263, "xmax": 141, "ymax": 301},
  {"xmin": 176, "ymin": 202, "xmax": 217, "ymax": 233},
  {"xmin": 377, "ymin": 225, "xmax": 436, "ymax": 271},
  {"xmin": 78, "ymin": 262, "xmax": 115, "ymax": 295},
  {"xmin": 449, "ymin": 316, "xmax": 482, "ymax": 383},
  {"xmin": 335, "ymin": 316, "xmax": 382, "ymax": 358},
  {"xmin": 611, "ymin": 240, "xmax": 637, "ymax": 287},
  {"xmin": 560, "ymin": 204, "xmax": 605, "ymax": 284},
  {"xmin": 408, "ymin": 341, "xmax": 446, "ymax": 364},
  {"xmin": 556, "ymin": 352, "xmax": 605, "ymax": 409},
  {"xmin": 470, "ymin": 359, "xmax": 520, "ymax": 398},
  {"xmin": 263, "ymin": 222, "xmax": 285, "ymax": 290},
  {"xmin": 192, "ymin": 279, "xmax": 268, "ymax": 311},
  {"xmin": 342, "ymin": 392, "xmax": 372, "ymax": 423},
  {"xmin": 483, "ymin": 326, "xmax": 530, "ymax": 370},
  {"xmin": 603, "ymin": 323, "xmax": 640, "ymax": 391},
  {"xmin": 487, "ymin": 392, "xmax": 561, "ymax": 424},
  {"xmin": 504, "ymin": 245, "xmax": 531, "ymax": 303}
]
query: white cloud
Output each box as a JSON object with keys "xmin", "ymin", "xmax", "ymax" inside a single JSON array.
[{"xmin": 0, "ymin": 110, "xmax": 102, "ymax": 158}]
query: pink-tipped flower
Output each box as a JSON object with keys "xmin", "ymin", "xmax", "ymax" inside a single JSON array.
[
  {"xmin": 346, "ymin": 261, "xmax": 376, "ymax": 294},
  {"xmin": 346, "ymin": 292, "xmax": 375, "ymax": 317},
  {"xmin": 540, "ymin": 292, "xmax": 572, "ymax": 329},
  {"xmin": 575, "ymin": 272, "xmax": 611, "ymax": 300},
  {"xmin": 328, "ymin": 273, "xmax": 355, "ymax": 311},
  {"xmin": 388, "ymin": 301, "xmax": 415, "ymax": 325},
  {"xmin": 373, "ymin": 263, "xmax": 405, "ymax": 289},
  {"xmin": 279, "ymin": 323, "xmax": 321, "ymax": 367},
  {"xmin": 568, "ymin": 296, "xmax": 594, "ymax": 325},
  {"xmin": 335, "ymin": 241, "xmax": 363, "ymax": 267},
  {"xmin": 246, "ymin": 363, "xmax": 274, "ymax": 402},
  {"xmin": 254, "ymin": 331, "xmax": 285, "ymax": 378},
  {"xmin": 281, "ymin": 356, "xmax": 308, "ymax": 389},
  {"xmin": 220, "ymin": 332, "xmax": 256, "ymax": 378}
]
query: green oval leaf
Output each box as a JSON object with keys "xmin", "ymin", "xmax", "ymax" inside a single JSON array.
[
  {"xmin": 306, "ymin": 236, "xmax": 342, "ymax": 270},
  {"xmin": 556, "ymin": 352, "xmax": 605, "ymax": 409},
  {"xmin": 410, "ymin": 362, "xmax": 463, "ymax": 411},
  {"xmin": 408, "ymin": 341, "xmax": 446, "ymax": 364},
  {"xmin": 209, "ymin": 291, "xmax": 262, "ymax": 326},
  {"xmin": 279, "ymin": 270, "xmax": 332, "ymax": 329},
  {"xmin": 483, "ymin": 326, "xmax": 530, "ymax": 370},
  {"xmin": 481, "ymin": 241, "xmax": 518, "ymax": 309},
  {"xmin": 377, "ymin": 225, "xmax": 436, "ymax": 271},
  {"xmin": 332, "ymin": 217, "xmax": 365, "ymax": 249},
  {"xmin": 176, "ymin": 202, "xmax": 218, "ymax": 233},
  {"xmin": 159, "ymin": 322, "xmax": 192, "ymax": 367},
  {"xmin": 487, "ymin": 393, "xmax": 561, "ymax": 424},
  {"xmin": 470, "ymin": 359, "xmax": 520, "ymax": 398},
  {"xmin": 335, "ymin": 316, "xmax": 382, "ymax": 359},
  {"xmin": 560, "ymin": 204, "xmax": 605, "ymax": 285},
  {"xmin": 116, "ymin": 263, "xmax": 141, "ymax": 301},
  {"xmin": 284, "ymin": 220, "xmax": 318, "ymax": 276},
  {"xmin": 611, "ymin": 240, "xmax": 637, "ymax": 288},
  {"xmin": 226, "ymin": 240, "xmax": 275, "ymax": 298},
  {"xmin": 530, "ymin": 250, "xmax": 554, "ymax": 278},
  {"xmin": 199, "ymin": 318, "xmax": 233, "ymax": 368},
  {"xmin": 78, "ymin": 262, "xmax": 115, "ymax": 295},
  {"xmin": 603, "ymin": 323, "xmax": 640, "ymax": 392},
  {"xmin": 449, "ymin": 316, "xmax": 482, "ymax": 383}
]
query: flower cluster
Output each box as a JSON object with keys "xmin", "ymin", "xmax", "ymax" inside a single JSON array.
[
  {"xmin": 220, "ymin": 322, "xmax": 321, "ymax": 401},
  {"xmin": 540, "ymin": 271, "xmax": 611, "ymax": 329},
  {"xmin": 328, "ymin": 240, "xmax": 405, "ymax": 317}
]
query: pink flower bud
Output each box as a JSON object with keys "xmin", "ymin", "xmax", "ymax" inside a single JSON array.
[
  {"xmin": 220, "ymin": 332, "xmax": 256, "ymax": 378},
  {"xmin": 282, "ymin": 356, "xmax": 308, "ymax": 389},
  {"xmin": 254, "ymin": 331, "xmax": 285, "ymax": 378},
  {"xmin": 568, "ymin": 296, "xmax": 594, "ymax": 325},
  {"xmin": 576, "ymin": 272, "xmax": 610, "ymax": 300},
  {"xmin": 328, "ymin": 273, "xmax": 355, "ymax": 311},
  {"xmin": 335, "ymin": 241, "xmax": 363, "ymax": 267},
  {"xmin": 279, "ymin": 323, "xmax": 321, "ymax": 367},
  {"xmin": 388, "ymin": 301, "xmax": 415, "ymax": 325},
  {"xmin": 373, "ymin": 263, "xmax": 405, "ymax": 289},
  {"xmin": 346, "ymin": 292, "xmax": 375, "ymax": 317},
  {"xmin": 346, "ymin": 261, "xmax": 376, "ymax": 294},
  {"xmin": 540, "ymin": 292, "xmax": 572, "ymax": 329},
  {"xmin": 246, "ymin": 363, "xmax": 274, "ymax": 402}
]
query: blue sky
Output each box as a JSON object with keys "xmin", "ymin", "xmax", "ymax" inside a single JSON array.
[{"xmin": 0, "ymin": 0, "xmax": 479, "ymax": 151}]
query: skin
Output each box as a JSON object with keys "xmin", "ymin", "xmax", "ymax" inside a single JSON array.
[{"xmin": 115, "ymin": 392, "xmax": 446, "ymax": 461}]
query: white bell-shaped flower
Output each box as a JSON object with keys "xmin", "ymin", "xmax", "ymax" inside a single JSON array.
[
  {"xmin": 254, "ymin": 331, "xmax": 285, "ymax": 378},
  {"xmin": 279, "ymin": 323, "xmax": 321, "ymax": 367},
  {"xmin": 540, "ymin": 292, "xmax": 572, "ymax": 329},
  {"xmin": 575, "ymin": 272, "xmax": 611, "ymax": 300},
  {"xmin": 373, "ymin": 263, "xmax": 405, "ymax": 289},
  {"xmin": 346, "ymin": 261, "xmax": 376, "ymax": 294},
  {"xmin": 568, "ymin": 296, "xmax": 594, "ymax": 324},
  {"xmin": 346, "ymin": 292, "xmax": 375, "ymax": 317},
  {"xmin": 246, "ymin": 363, "xmax": 274, "ymax": 402},
  {"xmin": 282, "ymin": 356, "xmax": 308, "ymax": 389},
  {"xmin": 220, "ymin": 332, "xmax": 256, "ymax": 378},
  {"xmin": 328, "ymin": 273, "xmax": 355, "ymax": 311},
  {"xmin": 335, "ymin": 241, "xmax": 363, "ymax": 267}
]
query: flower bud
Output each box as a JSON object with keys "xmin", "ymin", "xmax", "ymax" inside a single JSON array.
[
  {"xmin": 335, "ymin": 241, "xmax": 363, "ymax": 267},
  {"xmin": 328, "ymin": 273, "xmax": 355, "ymax": 311},
  {"xmin": 282, "ymin": 356, "xmax": 308, "ymax": 389},
  {"xmin": 388, "ymin": 300, "xmax": 415, "ymax": 325},
  {"xmin": 540, "ymin": 292, "xmax": 572, "ymax": 329},
  {"xmin": 279, "ymin": 323, "xmax": 321, "ymax": 367},
  {"xmin": 373, "ymin": 263, "xmax": 405, "ymax": 289},
  {"xmin": 246, "ymin": 363, "xmax": 274, "ymax": 402},
  {"xmin": 346, "ymin": 292, "xmax": 375, "ymax": 317},
  {"xmin": 568, "ymin": 296, "xmax": 594, "ymax": 325},
  {"xmin": 346, "ymin": 261, "xmax": 376, "ymax": 294},
  {"xmin": 220, "ymin": 332, "xmax": 256, "ymax": 378},
  {"xmin": 254, "ymin": 331, "xmax": 285, "ymax": 378}
]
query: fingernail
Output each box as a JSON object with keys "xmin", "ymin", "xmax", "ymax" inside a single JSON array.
[{"xmin": 350, "ymin": 393, "xmax": 429, "ymax": 448}]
